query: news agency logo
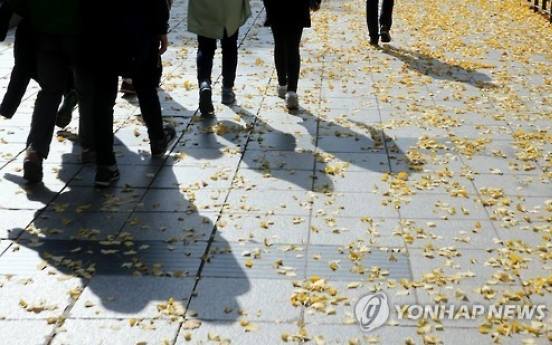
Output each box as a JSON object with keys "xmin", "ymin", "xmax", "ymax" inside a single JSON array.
[
  {"xmin": 354, "ymin": 291, "xmax": 548, "ymax": 333},
  {"xmin": 354, "ymin": 292, "xmax": 390, "ymax": 332}
]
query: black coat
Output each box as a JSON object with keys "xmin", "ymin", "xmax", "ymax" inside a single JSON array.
[
  {"xmin": 263, "ymin": 0, "xmax": 321, "ymax": 28},
  {"xmin": 80, "ymin": 0, "xmax": 169, "ymax": 74},
  {"xmin": 0, "ymin": 0, "xmax": 13, "ymax": 41}
]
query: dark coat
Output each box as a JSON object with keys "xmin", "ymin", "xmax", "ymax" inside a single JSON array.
[
  {"xmin": 263, "ymin": 0, "xmax": 321, "ymax": 28},
  {"xmin": 0, "ymin": 0, "xmax": 13, "ymax": 41},
  {"xmin": 9, "ymin": 0, "xmax": 80, "ymax": 35},
  {"xmin": 114, "ymin": 0, "xmax": 170, "ymax": 73},
  {"xmin": 79, "ymin": 0, "xmax": 170, "ymax": 74}
]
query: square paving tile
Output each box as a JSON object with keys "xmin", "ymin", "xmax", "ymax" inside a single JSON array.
[
  {"xmin": 174, "ymin": 321, "xmax": 299, "ymax": 345},
  {"xmin": 51, "ymin": 318, "xmax": 179, "ymax": 345},
  {"xmin": 0, "ymin": 274, "xmax": 83, "ymax": 319},
  {"xmin": 311, "ymin": 192, "xmax": 400, "ymax": 218},
  {"xmin": 0, "ymin": 320, "xmax": 55, "ymax": 345},
  {"xmin": 408, "ymin": 247, "xmax": 521, "ymax": 287},
  {"xmin": 215, "ymin": 212, "xmax": 310, "ymax": 244},
  {"xmin": 188, "ymin": 278, "xmax": 300, "ymax": 323},
  {"xmin": 308, "ymin": 216, "xmax": 405, "ymax": 248},
  {"xmin": 70, "ymin": 276, "xmax": 196, "ymax": 319}
]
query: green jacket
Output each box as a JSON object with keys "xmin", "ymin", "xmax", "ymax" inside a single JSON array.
[
  {"xmin": 9, "ymin": 0, "xmax": 80, "ymax": 34},
  {"xmin": 188, "ymin": 0, "xmax": 251, "ymax": 39}
]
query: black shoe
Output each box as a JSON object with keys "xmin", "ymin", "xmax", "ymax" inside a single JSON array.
[
  {"xmin": 151, "ymin": 123, "xmax": 177, "ymax": 158},
  {"xmin": 221, "ymin": 87, "xmax": 236, "ymax": 105},
  {"xmin": 56, "ymin": 90, "xmax": 78, "ymax": 128},
  {"xmin": 23, "ymin": 151, "xmax": 43, "ymax": 183},
  {"xmin": 380, "ymin": 28, "xmax": 391, "ymax": 43},
  {"xmin": 81, "ymin": 148, "xmax": 96, "ymax": 164},
  {"xmin": 199, "ymin": 81, "xmax": 214, "ymax": 117},
  {"xmin": 369, "ymin": 39, "xmax": 379, "ymax": 47},
  {"xmin": 0, "ymin": 102, "xmax": 16, "ymax": 119},
  {"xmin": 95, "ymin": 165, "xmax": 120, "ymax": 187}
]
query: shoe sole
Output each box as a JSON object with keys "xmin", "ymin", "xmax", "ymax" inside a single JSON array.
[
  {"xmin": 95, "ymin": 174, "xmax": 120, "ymax": 187},
  {"xmin": 95, "ymin": 177, "xmax": 119, "ymax": 187},
  {"xmin": 199, "ymin": 88, "xmax": 214, "ymax": 116},
  {"xmin": 23, "ymin": 160, "xmax": 42, "ymax": 183},
  {"xmin": 151, "ymin": 137, "xmax": 176, "ymax": 158}
]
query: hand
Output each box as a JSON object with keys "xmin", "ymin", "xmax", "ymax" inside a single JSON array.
[{"xmin": 159, "ymin": 34, "xmax": 168, "ymax": 55}]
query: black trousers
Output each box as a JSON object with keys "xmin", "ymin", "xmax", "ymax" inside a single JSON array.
[
  {"xmin": 26, "ymin": 33, "xmax": 94, "ymax": 159},
  {"xmin": 366, "ymin": 0, "xmax": 394, "ymax": 41},
  {"xmin": 0, "ymin": 19, "xmax": 34, "ymax": 118},
  {"xmin": 196, "ymin": 30, "xmax": 238, "ymax": 88},
  {"xmin": 270, "ymin": 23, "xmax": 303, "ymax": 93},
  {"xmin": 130, "ymin": 38, "xmax": 165, "ymax": 142},
  {"xmin": 89, "ymin": 64, "xmax": 118, "ymax": 166}
]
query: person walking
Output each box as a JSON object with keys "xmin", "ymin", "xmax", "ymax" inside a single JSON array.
[
  {"xmin": 263, "ymin": 0, "xmax": 321, "ymax": 110},
  {"xmin": 85, "ymin": 0, "xmax": 176, "ymax": 187},
  {"xmin": 7, "ymin": 0, "xmax": 99, "ymax": 183},
  {"xmin": 187, "ymin": 0, "xmax": 251, "ymax": 117},
  {"xmin": 366, "ymin": 0, "xmax": 394, "ymax": 47},
  {"xmin": 0, "ymin": 2, "xmax": 82, "ymax": 137}
]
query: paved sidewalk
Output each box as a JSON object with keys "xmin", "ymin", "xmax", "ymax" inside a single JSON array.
[{"xmin": 1, "ymin": 0, "xmax": 552, "ymax": 344}]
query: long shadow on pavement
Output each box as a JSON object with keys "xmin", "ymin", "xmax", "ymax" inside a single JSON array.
[
  {"xmin": 1, "ymin": 125, "xmax": 249, "ymax": 335},
  {"xmin": 381, "ymin": 44, "xmax": 499, "ymax": 88}
]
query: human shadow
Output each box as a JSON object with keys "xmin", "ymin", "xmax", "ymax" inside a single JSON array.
[
  {"xmin": 177, "ymin": 95, "xmax": 418, "ymax": 194},
  {"xmin": 381, "ymin": 44, "xmax": 499, "ymax": 88},
  {"xmin": 283, "ymin": 105, "xmax": 420, "ymax": 177},
  {"xmin": 220, "ymin": 103, "xmax": 335, "ymax": 192},
  {"xmin": 1, "ymin": 126, "xmax": 249, "ymax": 324},
  {"xmin": 164, "ymin": 93, "xmax": 331, "ymax": 192}
]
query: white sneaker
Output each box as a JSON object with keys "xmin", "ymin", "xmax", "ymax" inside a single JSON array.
[
  {"xmin": 277, "ymin": 85, "xmax": 287, "ymax": 99},
  {"xmin": 284, "ymin": 91, "xmax": 299, "ymax": 109}
]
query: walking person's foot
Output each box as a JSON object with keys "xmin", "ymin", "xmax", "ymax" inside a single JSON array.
[
  {"xmin": 199, "ymin": 81, "xmax": 214, "ymax": 117},
  {"xmin": 23, "ymin": 151, "xmax": 43, "ymax": 183},
  {"xmin": 221, "ymin": 87, "xmax": 236, "ymax": 105},
  {"xmin": 150, "ymin": 123, "xmax": 177, "ymax": 158},
  {"xmin": 284, "ymin": 91, "xmax": 299, "ymax": 110},
  {"xmin": 95, "ymin": 164, "xmax": 120, "ymax": 187},
  {"xmin": 81, "ymin": 148, "xmax": 97, "ymax": 164},
  {"xmin": 369, "ymin": 35, "xmax": 379, "ymax": 47},
  {"xmin": 56, "ymin": 90, "xmax": 78, "ymax": 128},
  {"xmin": 380, "ymin": 27, "xmax": 391, "ymax": 43},
  {"xmin": 277, "ymin": 85, "xmax": 287, "ymax": 99}
]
